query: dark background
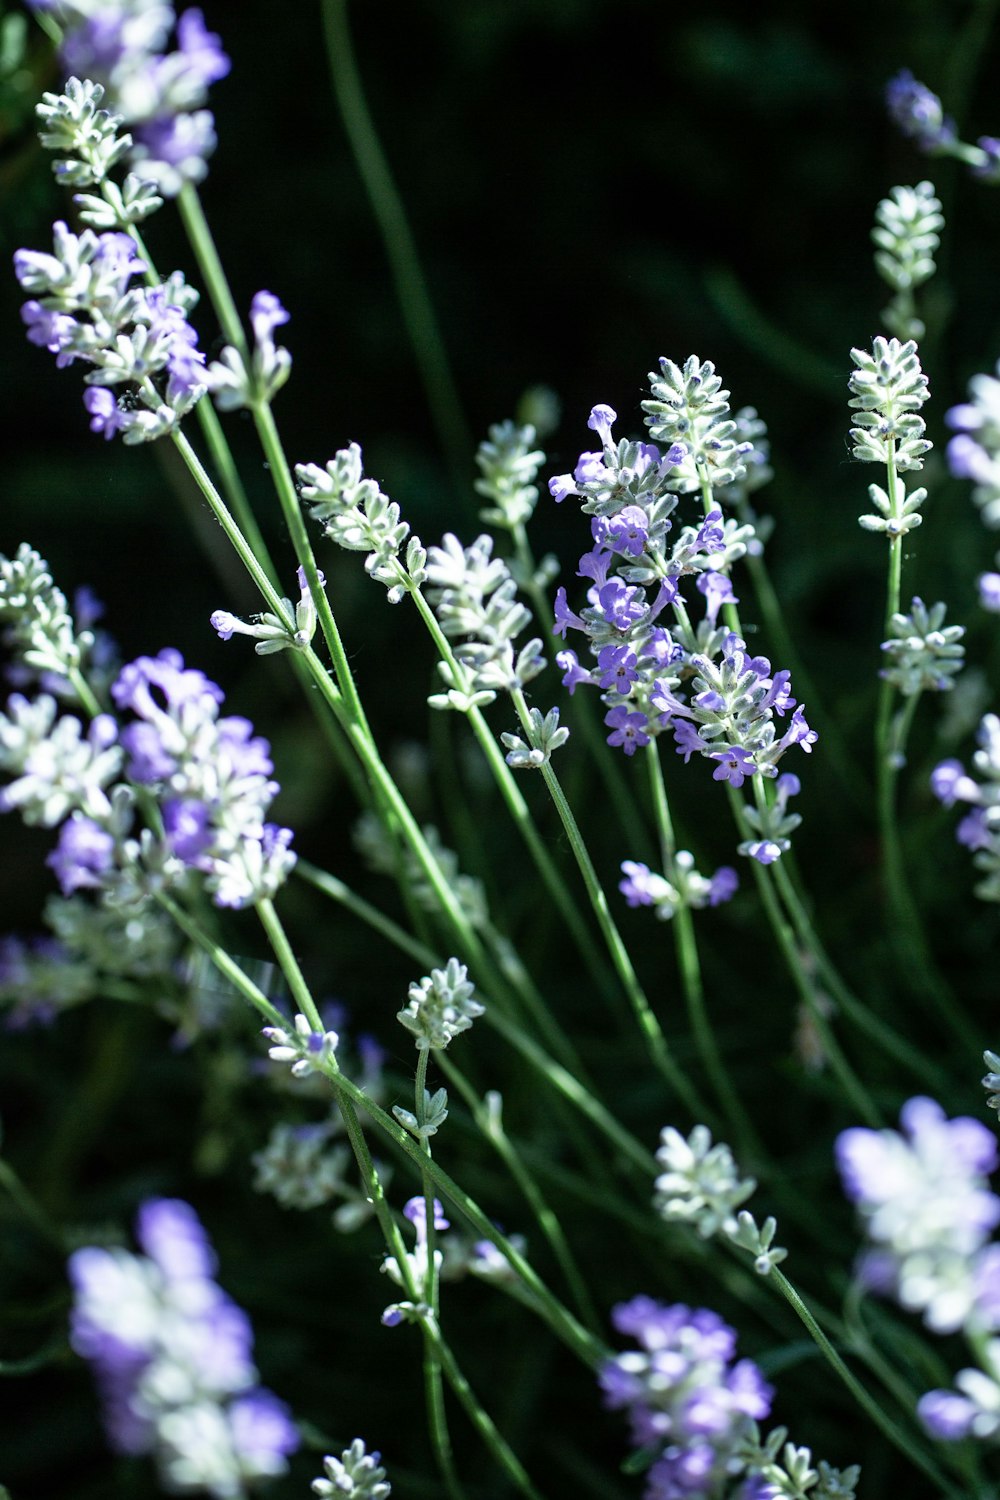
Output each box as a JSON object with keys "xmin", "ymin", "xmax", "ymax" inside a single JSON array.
[{"xmin": 4, "ymin": 1, "xmax": 1000, "ymax": 1495}]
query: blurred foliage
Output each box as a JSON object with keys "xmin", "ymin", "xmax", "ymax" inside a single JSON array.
[{"xmin": 5, "ymin": 0, "xmax": 1000, "ymax": 1496}]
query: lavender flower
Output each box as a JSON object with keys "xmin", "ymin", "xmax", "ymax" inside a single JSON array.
[
  {"xmin": 112, "ymin": 648, "xmax": 296, "ymax": 907},
  {"xmin": 946, "ymin": 364, "xmax": 1000, "ymax": 528},
  {"xmin": 29, "ymin": 0, "xmax": 230, "ymax": 195},
  {"xmin": 69, "ymin": 1197, "xmax": 298, "ymax": 1493},
  {"xmin": 211, "ymin": 566, "xmax": 323, "ymax": 656},
  {"xmin": 262, "ymin": 1012, "xmax": 339, "ymax": 1078},
  {"xmin": 848, "ymin": 336, "xmax": 932, "ymax": 472},
  {"xmin": 654, "ymin": 1124, "xmax": 756, "ymax": 1238},
  {"xmin": 620, "ymin": 852, "xmax": 737, "ymax": 920},
  {"xmin": 836, "ymin": 1096, "xmax": 1000, "ymax": 1332},
  {"xmin": 14, "ymin": 220, "xmax": 205, "ymax": 441},
  {"xmin": 886, "ymin": 71, "xmax": 956, "ymax": 153},
  {"xmin": 880, "ymin": 597, "xmax": 965, "ymax": 696},
  {"xmin": 932, "ymin": 714, "xmax": 1000, "ymax": 902},
  {"xmin": 872, "ymin": 181, "xmax": 943, "ymax": 343},
  {"xmin": 205, "ymin": 290, "xmax": 292, "ymax": 411},
  {"xmin": 600, "ymin": 1296, "xmax": 773, "ymax": 1500}
]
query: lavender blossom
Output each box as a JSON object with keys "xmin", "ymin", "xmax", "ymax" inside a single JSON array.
[
  {"xmin": 68, "ymin": 1197, "xmax": 298, "ymax": 1493},
  {"xmin": 14, "ymin": 220, "xmax": 205, "ymax": 441},
  {"xmin": 396, "ymin": 957, "xmax": 483, "ymax": 1050},
  {"xmin": 932, "ymin": 714, "xmax": 1000, "ymax": 902},
  {"xmin": 886, "ymin": 71, "xmax": 956, "ymax": 153},
  {"xmin": 946, "ymin": 364, "xmax": 1000, "ymax": 528},
  {"xmin": 619, "ymin": 852, "xmax": 737, "ymax": 920},
  {"xmin": 28, "ymin": 0, "xmax": 230, "ymax": 195},
  {"xmin": 313, "ymin": 1439, "xmax": 391, "ymax": 1499},
  {"xmin": 600, "ymin": 1296, "xmax": 773, "ymax": 1500},
  {"xmin": 836, "ymin": 1096, "xmax": 1000, "ymax": 1332},
  {"xmin": 205, "ymin": 290, "xmax": 292, "ymax": 411}
]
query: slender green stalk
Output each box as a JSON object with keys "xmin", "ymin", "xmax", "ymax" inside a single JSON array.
[
  {"xmin": 407, "ymin": 584, "xmax": 613, "ymax": 985},
  {"xmin": 732, "ymin": 787, "xmax": 881, "ymax": 1127},
  {"xmin": 508, "ymin": 687, "xmax": 710, "ymax": 1120},
  {"xmin": 438, "ymin": 1056, "xmax": 601, "ymax": 1332},
  {"xmin": 319, "ymin": 0, "xmax": 473, "ymax": 501},
  {"xmin": 644, "ymin": 739, "xmax": 752, "ymax": 1145},
  {"xmin": 414, "ymin": 1051, "xmax": 464, "ymax": 1500},
  {"xmin": 771, "ymin": 1269, "xmax": 961, "ymax": 1497},
  {"xmin": 0, "ymin": 1160, "xmax": 65, "ymax": 1249},
  {"xmin": 177, "ymin": 184, "xmax": 248, "ymax": 357}
]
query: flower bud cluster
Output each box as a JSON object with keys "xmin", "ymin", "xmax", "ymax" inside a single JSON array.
[
  {"xmin": 69, "ymin": 1198, "xmax": 298, "ymax": 1495},
  {"xmin": 312, "ymin": 1440, "xmax": 391, "ymax": 1499},
  {"xmin": 0, "ymin": 544, "xmax": 92, "ymax": 685},
  {"xmin": 425, "ymin": 532, "xmax": 547, "ymax": 709},
  {"xmin": 872, "ymin": 181, "xmax": 943, "ymax": 342},
  {"xmin": 297, "ymin": 443, "xmax": 426, "ymax": 604},
  {"xmin": 653, "ymin": 1122, "xmax": 787, "ymax": 1274},
  {"xmin": 396, "ymin": 957, "xmax": 483, "ymax": 1050},
  {"xmin": 14, "ymin": 220, "xmax": 205, "ymax": 442},
  {"xmin": 641, "ymin": 355, "xmax": 754, "ymax": 492},
  {"xmin": 262, "ymin": 1012, "xmax": 339, "ymax": 1077},
  {"xmin": 28, "ymin": 1, "xmax": 230, "ymax": 196},
  {"xmin": 205, "ymin": 290, "xmax": 292, "ymax": 411},
  {"xmin": 932, "ymin": 714, "xmax": 1000, "ymax": 902},
  {"xmin": 619, "ymin": 851, "xmax": 737, "ymax": 922},
  {"xmin": 474, "ymin": 419, "xmax": 545, "ymax": 531},
  {"xmin": 880, "ymin": 597, "xmax": 965, "ymax": 695},
  {"xmin": 848, "ymin": 336, "xmax": 932, "ymax": 471}
]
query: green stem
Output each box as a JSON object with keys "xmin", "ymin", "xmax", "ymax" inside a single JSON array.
[
  {"xmin": 437, "ymin": 1057, "xmax": 601, "ymax": 1332},
  {"xmin": 644, "ymin": 739, "xmax": 749, "ymax": 1143},
  {"xmin": 407, "ymin": 584, "xmax": 613, "ymax": 987},
  {"xmin": 319, "ymin": 0, "xmax": 473, "ymax": 502},
  {"xmin": 771, "ymin": 1269, "xmax": 960, "ymax": 1497},
  {"xmin": 0, "ymin": 1159, "xmax": 65, "ymax": 1249},
  {"xmin": 732, "ymin": 788, "xmax": 881, "ymax": 1127},
  {"xmin": 509, "ymin": 687, "xmax": 710, "ymax": 1121}
]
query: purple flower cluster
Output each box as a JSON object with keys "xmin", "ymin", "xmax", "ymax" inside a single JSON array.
[
  {"xmin": 28, "ymin": 0, "xmax": 229, "ymax": 194},
  {"xmin": 837, "ymin": 1097, "xmax": 1000, "ymax": 1335},
  {"xmin": 932, "ymin": 715, "xmax": 1000, "ymax": 903},
  {"xmin": 944, "ymin": 364, "xmax": 1000, "ymax": 531},
  {"xmin": 15, "ymin": 221, "xmax": 205, "ymax": 442},
  {"xmin": 0, "ymin": 645, "xmax": 294, "ymax": 912},
  {"xmin": 600, "ymin": 1296, "xmax": 772, "ymax": 1500},
  {"xmin": 550, "ymin": 390, "xmax": 813, "ymax": 864},
  {"xmin": 109, "ymin": 647, "xmax": 296, "ymax": 907},
  {"xmin": 620, "ymin": 853, "xmax": 737, "ymax": 921},
  {"xmin": 69, "ymin": 1198, "xmax": 298, "ymax": 1494}
]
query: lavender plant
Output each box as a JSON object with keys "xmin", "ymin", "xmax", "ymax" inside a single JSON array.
[{"xmin": 7, "ymin": 8, "xmax": 1000, "ymax": 1500}]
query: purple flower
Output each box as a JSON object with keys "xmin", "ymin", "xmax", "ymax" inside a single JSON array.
[
  {"xmin": 917, "ymin": 1388, "xmax": 977, "ymax": 1440},
  {"xmin": 597, "ymin": 644, "xmax": 639, "ymax": 693},
  {"xmin": 604, "ymin": 706, "xmax": 650, "ymax": 756},
  {"xmin": 947, "ymin": 433, "xmax": 994, "ymax": 484},
  {"xmin": 979, "ymin": 573, "xmax": 1000, "ymax": 612},
  {"xmin": 930, "ymin": 759, "xmax": 976, "ymax": 807},
  {"xmin": 136, "ymin": 1198, "xmax": 217, "ymax": 1281},
  {"xmin": 708, "ymin": 866, "xmax": 738, "ymax": 904},
  {"xmin": 710, "ymin": 745, "xmax": 757, "ymax": 787},
  {"xmin": 555, "ymin": 649, "xmax": 593, "ymax": 695},
  {"xmin": 587, "ymin": 403, "xmax": 617, "ymax": 448},
  {"xmin": 84, "ymin": 387, "xmax": 128, "ymax": 441},
  {"xmin": 886, "ymin": 69, "xmax": 956, "ymax": 151},
  {"xmin": 46, "ymin": 814, "xmax": 116, "ymax": 895},
  {"xmin": 592, "ymin": 505, "xmax": 649, "ymax": 557},
  {"xmin": 601, "ymin": 1297, "xmax": 772, "ymax": 1497},
  {"xmin": 619, "ymin": 861, "xmax": 657, "ymax": 907},
  {"xmin": 228, "ymin": 1389, "xmax": 299, "ymax": 1474},
  {"xmin": 250, "ymin": 290, "xmax": 290, "ymax": 346},
  {"xmin": 972, "ymin": 136, "xmax": 1000, "ymax": 181}
]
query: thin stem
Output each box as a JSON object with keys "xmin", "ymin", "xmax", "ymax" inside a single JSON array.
[
  {"xmin": 437, "ymin": 1056, "xmax": 601, "ymax": 1333},
  {"xmin": 407, "ymin": 584, "xmax": 612, "ymax": 986},
  {"xmin": 771, "ymin": 1269, "xmax": 960, "ymax": 1497},
  {"xmin": 645, "ymin": 739, "xmax": 759, "ymax": 1151},
  {"xmin": 509, "ymin": 687, "xmax": 711, "ymax": 1121},
  {"xmin": 319, "ymin": 0, "xmax": 473, "ymax": 502}
]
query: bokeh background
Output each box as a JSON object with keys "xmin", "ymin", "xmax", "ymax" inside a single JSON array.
[{"xmin": 4, "ymin": 0, "xmax": 1000, "ymax": 1494}]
